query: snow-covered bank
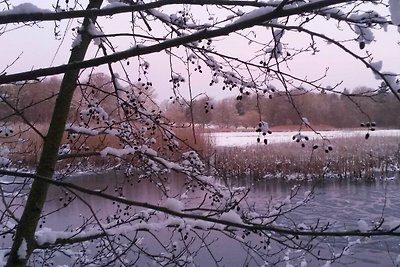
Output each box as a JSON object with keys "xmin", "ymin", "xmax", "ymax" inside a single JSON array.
[{"xmin": 207, "ymin": 129, "xmax": 400, "ymax": 147}]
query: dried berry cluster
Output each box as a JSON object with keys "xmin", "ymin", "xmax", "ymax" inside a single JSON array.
[
  {"xmin": 169, "ymin": 73, "xmax": 185, "ymax": 89},
  {"xmin": 170, "ymin": 10, "xmax": 190, "ymax": 26},
  {"xmin": 311, "ymin": 144, "xmax": 333, "ymax": 153},
  {"xmin": 360, "ymin": 121, "xmax": 376, "ymax": 139},
  {"xmin": 169, "ymin": 96, "xmax": 180, "ymax": 104},
  {"xmin": 204, "ymin": 101, "xmax": 213, "ymax": 113},
  {"xmin": 79, "ymin": 98, "xmax": 108, "ymax": 126},
  {"xmin": 139, "ymin": 61, "xmax": 150, "ymax": 75},
  {"xmin": 0, "ymin": 127, "xmax": 14, "ymax": 137},
  {"xmin": 292, "ymin": 133, "xmax": 309, "ymax": 148},
  {"xmin": 256, "ymin": 121, "xmax": 272, "ymax": 144},
  {"xmin": 137, "ymin": 78, "xmax": 153, "ymax": 90}
]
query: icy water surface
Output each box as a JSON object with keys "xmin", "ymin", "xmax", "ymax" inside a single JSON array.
[
  {"xmin": 41, "ymin": 174, "xmax": 400, "ymax": 266},
  {"xmin": 247, "ymin": 177, "xmax": 400, "ymax": 267},
  {"xmin": 1, "ymin": 173, "xmax": 400, "ymax": 266}
]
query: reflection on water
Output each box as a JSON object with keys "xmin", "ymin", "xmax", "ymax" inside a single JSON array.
[
  {"xmin": 44, "ymin": 172, "xmax": 191, "ymax": 230},
  {"xmin": 2, "ymin": 172, "xmax": 400, "ymax": 266}
]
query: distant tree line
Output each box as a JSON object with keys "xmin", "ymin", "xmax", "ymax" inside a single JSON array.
[
  {"xmin": 1, "ymin": 77, "xmax": 398, "ymax": 129},
  {"xmin": 0, "ymin": 78, "xmax": 60, "ymax": 123},
  {"xmin": 163, "ymin": 87, "xmax": 400, "ymax": 129},
  {"xmin": 0, "ymin": 73, "xmax": 156, "ymax": 124}
]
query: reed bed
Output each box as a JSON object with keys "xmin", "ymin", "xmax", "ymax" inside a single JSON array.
[
  {"xmin": 212, "ymin": 136, "xmax": 400, "ymax": 180},
  {"xmin": 3, "ymin": 123, "xmax": 399, "ymax": 181}
]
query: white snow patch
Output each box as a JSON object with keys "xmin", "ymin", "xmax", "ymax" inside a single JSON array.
[
  {"xmin": 100, "ymin": 147, "xmax": 135, "ymax": 157},
  {"xmin": 35, "ymin": 227, "xmax": 72, "ymax": 245},
  {"xmin": 234, "ymin": 7, "xmax": 274, "ymax": 24},
  {"xmin": 0, "ymin": 250, "xmax": 6, "ymax": 267},
  {"xmin": 297, "ymin": 223, "xmax": 308, "ymax": 230},
  {"xmin": 103, "ymin": 0, "xmax": 129, "ymax": 9},
  {"xmin": 65, "ymin": 125, "xmax": 100, "ymax": 136},
  {"xmin": 71, "ymin": 34, "xmax": 82, "ymax": 49},
  {"xmin": 140, "ymin": 145, "xmax": 157, "ymax": 157},
  {"xmin": 0, "ymin": 146, "xmax": 11, "ymax": 167},
  {"xmin": 352, "ymin": 22, "xmax": 374, "ymax": 44},
  {"xmin": 220, "ymin": 210, "xmax": 243, "ymax": 224},
  {"xmin": 87, "ymin": 21, "xmax": 104, "ymax": 45},
  {"xmin": 302, "ymin": 117, "xmax": 310, "ymax": 126},
  {"xmin": 396, "ymin": 254, "xmax": 400, "ymax": 264},
  {"xmin": 58, "ymin": 144, "xmax": 71, "ymax": 156},
  {"xmin": 382, "ymin": 72, "xmax": 400, "ymax": 91},
  {"xmin": 17, "ymin": 239, "xmax": 27, "ymax": 260},
  {"xmin": 370, "ymin": 61, "xmax": 383, "ymax": 79},
  {"xmin": 163, "ymin": 198, "xmax": 184, "ymax": 212},
  {"xmin": 208, "ymin": 129, "xmax": 400, "ymax": 147},
  {"xmin": 187, "ymin": 219, "xmax": 213, "ymax": 230},
  {"xmin": 320, "ymin": 7, "xmax": 346, "ymax": 20},
  {"xmin": 0, "ymin": 3, "xmax": 51, "ymax": 15},
  {"xmin": 357, "ymin": 219, "xmax": 368, "ymax": 232}
]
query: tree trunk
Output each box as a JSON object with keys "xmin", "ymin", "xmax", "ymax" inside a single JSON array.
[{"xmin": 5, "ymin": 1, "xmax": 103, "ymax": 266}]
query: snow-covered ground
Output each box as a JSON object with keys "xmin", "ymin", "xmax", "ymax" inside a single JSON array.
[{"xmin": 207, "ymin": 129, "xmax": 400, "ymax": 147}]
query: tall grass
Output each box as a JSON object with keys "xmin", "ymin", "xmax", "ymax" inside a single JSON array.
[
  {"xmin": 212, "ymin": 136, "xmax": 400, "ymax": 180},
  {"xmin": 3, "ymin": 123, "xmax": 399, "ymax": 181}
]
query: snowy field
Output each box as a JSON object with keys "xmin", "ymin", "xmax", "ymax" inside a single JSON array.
[{"xmin": 207, "ymin": 129, "xmax": 400, "ymax": 147}]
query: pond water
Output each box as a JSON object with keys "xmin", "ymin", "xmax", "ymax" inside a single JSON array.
[{"xmin": 21, "ymin": 173, "xmax": 398, "ymax": 266}]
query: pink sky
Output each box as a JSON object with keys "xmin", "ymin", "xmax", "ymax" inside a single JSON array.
[{"xmin": 1, "ymin": 1, "xmax": 399, "ymax": 101}]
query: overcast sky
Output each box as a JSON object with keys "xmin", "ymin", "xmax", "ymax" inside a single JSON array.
[{"xmin": 1, "ymin": 1, "xmax": 399, "ymax": 102}]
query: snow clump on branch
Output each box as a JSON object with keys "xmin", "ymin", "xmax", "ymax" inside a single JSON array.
[
  {"xmin": 163, "ymin": 198, "xmax": 185, "ymax": 212},
  {"xmin": 0, "ymin": 3, "xmax": 51, "ymax": 15},
  {"xmin": 180, "ymin": 151, "xmax": 205, "ymax": 173},
  {"xmin": 0, "ymin": 146, "xmax": 11, "ymax": 168},
  {"xmin": 87, "ymin": 21, "xmax": 105, "ymax": 46},
  {"xmin": 233, "ymin": 6, "xmax": 274, "ymax": 25}
]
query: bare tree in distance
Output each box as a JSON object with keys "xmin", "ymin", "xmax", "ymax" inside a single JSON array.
[{"xmin": 0, "ymin": 1, "xmax": 400, "ymax": 266}]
